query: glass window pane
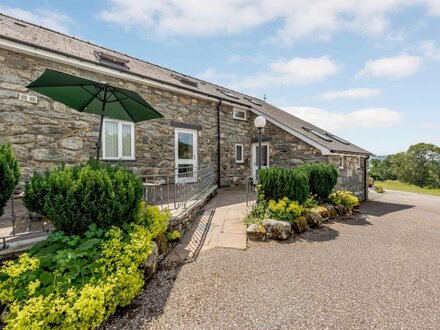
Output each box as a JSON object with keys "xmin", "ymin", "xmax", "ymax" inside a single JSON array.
[
  {"xmin": 178, "ymin": 132, "xmax": 193, "ymax": 159},
  {"xmin": 104, "ymin": 122, "xmax": 118, "ymax": 158},
  {"xmin": 236, "ymin": 145, "xmax": 243, "ymax": 161},
  {"xmin": 262, "ymin": 146, "xmax": 268, "ymax": 166},
  {"xmin": 122, "ymin": 124, "xmax": 132, "ymax": 157},
  {"xmin": 234, "ymin": 110, "xmax": 245, "ymax": 119}
]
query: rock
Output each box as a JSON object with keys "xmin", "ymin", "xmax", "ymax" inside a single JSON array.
[
  {"xmin": 59, "ymin": 137, "xmax": 83, "ymax": 150},
  {"xmin": 292, "ymin": 216, "xmax": 308, "ymax": 233},
  {"xmin": 9, "ymin": 134, "xmax": 36, "ymax": 144},
  {"xmin": 141, "ymin": 241, "xmax": 158, "ymax": 281},
  {"xmin": 31, "ymin": 149, "xmax": 63, "ymax": 162},
  {"xmin": 321, "ymin": 204, "xmax": 337, "ymax": 219},
  {"xmin": 262, "ymin": 219, "xmax": 291, "ymax": 240},
  {"xmin": 310, "ymin": 206, "xmax": 330, "ymax": 220},
  {"xmin": 336, "ymin": 205, "xmax": 347, "ymax": 216},
  {"xmin": 304, "ymin": 211, "xmax": 322, "ymax": 228},
  {"xmin": 247, "ymin": 224, "xmax": 267, "ymax": 241}
]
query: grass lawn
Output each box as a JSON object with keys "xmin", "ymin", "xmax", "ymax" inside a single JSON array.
[{"xmin": 376, "ymin": 180, "xmax": 440, "ymax": 197}]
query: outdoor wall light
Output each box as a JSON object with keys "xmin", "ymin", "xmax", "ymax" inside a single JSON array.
[{"xmin": 254, "ymin": 116, "xmax": 266, "ymax": 129}]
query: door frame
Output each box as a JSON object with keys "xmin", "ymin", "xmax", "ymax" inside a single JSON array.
[
  {"xmin": 251, "ymin": 142, "xmax": 270, "ymax": 182},
  {"xmin": 175, "ymin": 128, "xmax": 198, "ymax": 183}
]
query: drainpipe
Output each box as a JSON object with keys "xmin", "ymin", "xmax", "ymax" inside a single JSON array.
[
  {"xmin": 364, "ymin": 155, "xmax": 370, "ymax": 201},
  {"xmin": 216, "ymin": 98, "xmax": 222, "ymax": 187}
]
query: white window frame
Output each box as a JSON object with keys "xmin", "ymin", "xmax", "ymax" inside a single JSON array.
[
  {"xmin": 233, "ymin": 108, "xmax": 247, "ymax": 121},
  {"xmin": 235, "ymin": 144, "xmax": 244, "ymax": 164},
  {"xmin": 338, "ymin": 156, "xmax": 344, "ymax": 169},
  {"xmin": 102, "ymin": 118, "xmax": 135, "ymax": 160}
]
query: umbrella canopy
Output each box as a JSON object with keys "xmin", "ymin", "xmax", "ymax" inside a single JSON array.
[{"xmin": 27, "ymin": 69, "xmax": 163, "ymax": 159}]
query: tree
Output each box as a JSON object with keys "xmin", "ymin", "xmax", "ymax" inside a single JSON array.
[
  {"xmin": 0, "ymin": 143, "xmax": 20, "ymax": 216},
  {"xmin": 369, "ymin": 158, "xmax": 395, "ymax": 181},
  {"xmin": 404, "ymin": 143, "xmax": 440, "ymax": 187}
]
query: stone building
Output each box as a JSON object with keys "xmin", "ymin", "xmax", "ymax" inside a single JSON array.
[{"xmin": 0, "ymin": 14, "xmax": 372, "ymax": 200}]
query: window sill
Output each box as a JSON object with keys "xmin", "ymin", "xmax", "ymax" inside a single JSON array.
[{"xmin": 233, "ymin": 117, "xmax": 247, "ymax": 121}]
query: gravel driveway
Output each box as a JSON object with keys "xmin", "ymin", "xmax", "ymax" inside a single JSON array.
[{"xmin": 105, "ymin": 190, "xmax": 440, "ymax": 329}]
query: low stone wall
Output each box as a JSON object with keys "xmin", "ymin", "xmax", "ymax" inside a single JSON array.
[{"xmin": 168, "ymin": 185, "xmax": 217, "ymax": 235}]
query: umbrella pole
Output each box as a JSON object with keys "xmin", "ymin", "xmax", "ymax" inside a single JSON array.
[{"xmin": 96, "ymin": 85, "xmax": 108, "ymax": 160}]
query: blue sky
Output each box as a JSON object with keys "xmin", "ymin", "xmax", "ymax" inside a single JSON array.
[{"xmin": 1, "ymin": 0, "xmax": 440, "ymax": 155}]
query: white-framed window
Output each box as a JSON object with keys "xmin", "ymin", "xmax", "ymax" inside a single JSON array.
[
  {"xmin": 235, "ymin": 144, "xmax": 244, "ymax": 163},
  {"xmin": 233, "ymin": 108, "xmax": 247, "ymax": 121},
  {"xmin": 338, "ymin": 156, "xmax": 344, "ymax": 169},
  {"xmin": 102, "ymin": 119, "xmax": 135, "ymax": 160}
]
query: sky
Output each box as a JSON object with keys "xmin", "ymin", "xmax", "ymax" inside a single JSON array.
[{"xmin": 1, "ymin": 0, "xmax": 440, "ymax": 155}]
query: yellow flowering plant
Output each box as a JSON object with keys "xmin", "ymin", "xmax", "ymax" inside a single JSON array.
[{"xmin": 267, "ymin": 197, "xmax": 304, "ymax": 222}]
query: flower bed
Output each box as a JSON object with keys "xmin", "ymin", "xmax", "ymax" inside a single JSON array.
[{"xmin": 0, "ymin": 161, "xmax": 173, "ymax": 329}]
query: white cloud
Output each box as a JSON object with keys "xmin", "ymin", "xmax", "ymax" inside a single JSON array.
[
  {"xmin": 420, "ymin": 40, "xmax": 440, "ymax": 60},
  {"xmin": 281, "ymin": 106, "xmax": 403, "ymax": 131},
  {"xmin": 357, "ymin": 55, "xmax": 422, "ymax": 79},
  {"xmin": 0, "ymin": 6, "xmax": 75, "ymax": 34},
  {"xmin": 98, "ymin": 0, "xmax": 440, "ymax": 43},
  {"xmin": 320, "ymin": 88, "xmax": 382, "ymax": 100},
  {"xmin": 230, "ymin": 56, "xmax": 340, "ymax": 90}
]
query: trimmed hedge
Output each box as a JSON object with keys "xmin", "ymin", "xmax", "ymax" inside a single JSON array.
[
  {"xmin": 0, "ymin": 143, "xmax": 20, "ymax": 217},
  {"xmin": 24, "ymin": 161, "xmax": 143, "ymax": 235},
  {"xmin": 259, "ymin": 167, "xmax": 309, "ymax": 203},
  {"xmin": 297, "ymin": 163, "xmax": 338, "ymax": 200}
]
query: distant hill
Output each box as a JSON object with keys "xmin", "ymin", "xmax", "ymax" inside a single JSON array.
[{"xmin": 370, "ymin": 155, "xmax": 388, "ymax": 161}]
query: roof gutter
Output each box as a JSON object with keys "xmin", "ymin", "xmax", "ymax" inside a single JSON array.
[{"xmin": 0, "ymin": 35, "xmax": 252, "ymax": 110}]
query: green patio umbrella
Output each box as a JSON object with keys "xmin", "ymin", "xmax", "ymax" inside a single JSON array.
[{"xmin": 27, "ymin": 69, "xmax": 163, "ymax": 160}]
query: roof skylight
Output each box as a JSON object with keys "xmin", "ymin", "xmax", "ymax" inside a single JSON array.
[
  {"xmin": 303, "ymin": 127, "xmax": 333, "ymax": 142},
  {"xmin": 171, "ymin": 74, "xmax": 198, "ymax": 87},
  {"xmin": 325, "ymin": 133, "xmax": 350, "ymax": 145},
  {"xmin": 218, "ymin": 89, "xmax": 239, "ymax": 99},
  {"xmin": 94, "ymin": 51, "xmax": 129, "ymax": 70},
  {"xmin": 244, "ymin": 97, "xmax": 262, "ymax": 106}
]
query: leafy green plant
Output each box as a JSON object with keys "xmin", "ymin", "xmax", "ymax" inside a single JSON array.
[
  {"xmin": 244, "ymin": 185, "xmax": 268, "ymax": 226},
  {"xmin": 166, "ymin": 230, "xmax": 181, "ymax": 241},
  {"xmin": 0, "ymin": 223, "xmax": 153, "ymax": 329},
  {"xmin": 40, "ymin": 161, "xmax": 143, "ymax": 235},
  {"xmin": 302, "ymin": 193, "xmax": 319, "ymax": 209},
  {"xmin": 374, "ymin": 184, "xmax": 384, "ymax": 193},
  {"xmin": 23, "ymin": 170, "xmax": 50, "ymax": 214},
  {"xmin": 297, "ymin": 163, "xmax": 338, "ymax": 200},
  {"xmin": 259, "ymin": 167, "xmax": 309, "ymax": 203},
  {"xmin": 267, "ymin": 197, "xmax": 304, "ymax": 222},
  {"xmin": 0, "ymin": 143, "xmax": 20, "ymax": 217},
  {"xmin": 329, "ymin": 190, "xmax": 359, "ymax": 208}
]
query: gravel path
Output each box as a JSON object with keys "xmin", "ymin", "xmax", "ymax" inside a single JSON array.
[{"xmin": 104, "ymin": 190, "xmax": 440, "ymax": 329}]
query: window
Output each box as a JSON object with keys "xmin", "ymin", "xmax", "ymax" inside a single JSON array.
[
  {"xmin": 171, "ymin": 74, "xmax": 198, "ymax": 87},
  {"xmin": 338, "ymin": 156, "xmax": 344, "ymax": 169},
  {"xmin": 233, "ymin": 108, "xmax": 247, "ymax": 121},
  {"xmin": 325, "ymin": 133, "xmax": 350, "ymax": 145},
  {"xmin": 94, "ymin": 51, "xmax": 130, "ymax": 70},
  {"xmin": 303, "ymin": 127, "xmax": 333, "ymax": 142},
  {"xmin": 102, "ymin": 119, "xmax": 135, "ymax": 160},
  {"xmin": 218, "ymin": 88, "xmax": 239, "ymax": 99},
  {"xmin": 235, "ymin": 144, "xmax": 244, "ymax": 163},
  {"xmin": 244, "ymin": 97, "xmax": 262, "ymax": 106}
]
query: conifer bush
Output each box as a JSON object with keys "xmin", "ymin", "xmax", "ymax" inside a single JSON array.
[
  {"xmin": 297, "ymin": 163, "xmax": 338, "ymax": 200},
  {"xmin": 259, "ymin": 167, "xmax": 309, "ymax": 203},
  {"xmin": 0, "ymin": 143, "xmax": 20, "ymax": 216}
]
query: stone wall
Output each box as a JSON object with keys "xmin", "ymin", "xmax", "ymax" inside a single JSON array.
[
  {"xmin": 328, "ymin": 155, "xmax": 367, "ymax": 201},
  {"xmin": 0, "ymin": 47, "xmax": 367, "ymax": 198}
]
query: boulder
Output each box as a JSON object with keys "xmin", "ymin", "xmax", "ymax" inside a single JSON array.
[
  {"xmin": 262, "ymin": 219, "xmax": 291, "ymax": 240},
  {"xmin": 303, "ymin": 211, "xmax": 323, "ymax": 228},
  {"xmin": 336, "ymin": 205, "xmax": 347, "ymax": 216},
  {"xmin": 247, "ymin": 224, "xmax": 267, "ymax": 241},
  {"xmin": 292, "ymin": 216, "xmax": 308, "ymax": 234},
  {"xmin": 141, "ymin": 241, "xmax": 158, "ymax": 281},
  {"xmin": 310, "ymin": 206, "xmax": 330, "ymax": 220},
  {"xmin": 321, "ymin": 204, "xmax": 338, "ymax": 219}
]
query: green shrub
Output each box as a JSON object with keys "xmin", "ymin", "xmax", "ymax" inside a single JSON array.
[
  {"xmin": 41, "ymin": 161, "xmax": 143, "ymax": 235},
  {"xmin": 267, "ymin": 197, "xmax": 304, "ymax": 222},
  {"xmin": 329, "ymin": 190, "xmax": 359, "ymax": 208},
  {"xmin": 302, "ymin": 193, "xmax": 319, "ymax": 209},
  {"xmin": 374, "ymin": 184, "xmax": 384, "ymax": 193},
  {"xmin": 134, "ymin": 201, "xmax": 170, "ymax": 239},
  {"xmin": 259, "ymin": 167, "xmax": 309, "ymax": 203},
  {"xmin": 0, "ymin": 204, "xmax": 169, "ymax": 329},
  {"xmin": 297, "ymin": 163, "xmax": 338, "ymax": 200},
  {"xmin": 0, "ymin": 143, "xmax": 20, "ymax": 217},
  {"xmin": 166, "ymin": 230, "xmax": 181, "ymax": 241},
  {"xmin": 23, "ymin": 170, "xmax": 50, "ymax": 214},
  {"xmin": 244, "ymin": 185, "xmax": 268, "ymax": 226}
]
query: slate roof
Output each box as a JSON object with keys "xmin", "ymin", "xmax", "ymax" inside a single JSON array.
[{"xmin": 0, "ymin": 13, "xmax": 372, "ymax": 155}]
